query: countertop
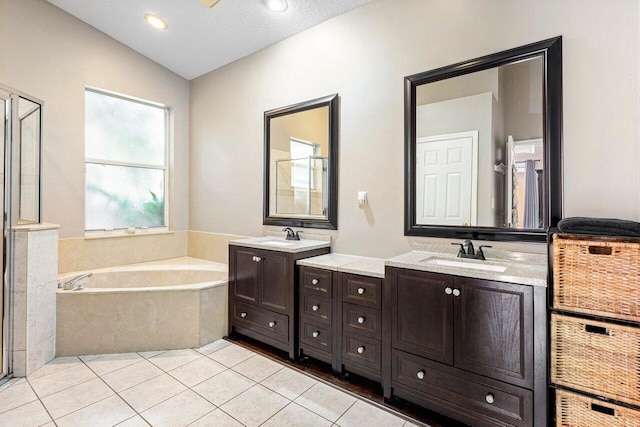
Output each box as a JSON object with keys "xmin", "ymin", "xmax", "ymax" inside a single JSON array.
[
  {"xmin": 297, "ymin": 253, "xmax": 386, "ymax": 279},
  {"xmin": 229, "ymin": 235, "xmax": 331, "ymax": 254}
]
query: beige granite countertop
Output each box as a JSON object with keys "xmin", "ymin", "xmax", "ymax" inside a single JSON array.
[
  {"xmin": 229, "ymin": 235, "xmax": 331, "ymax": 253},
  {"xmin": 297, "ymin": 253, "xmax": 386, "ymax": 279}
]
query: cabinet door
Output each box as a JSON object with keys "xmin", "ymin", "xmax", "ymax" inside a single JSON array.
[
  {"xmin": 232, "ymin": 247, "xmax": 259, "ymax": 304},
  {"xmin": 454, "ymin": 277, "xmax": 533, "ymax": 389},
  {"xmin": 260, "ymin": 251, "xmax": 289, "ymax": 313},
  {"xmin": 392, "ymin": 269, "xmax": 454, "ymax": 365}
]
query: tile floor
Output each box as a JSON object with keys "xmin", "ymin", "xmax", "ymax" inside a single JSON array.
[{"xmin": 0, "ymin": 340, "xmax": 423, "ymax": 427}]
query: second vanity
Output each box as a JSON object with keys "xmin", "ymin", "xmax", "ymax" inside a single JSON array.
[{"xmin": 228, "ymin": 238, "xmax": 548, "ymax": 427}]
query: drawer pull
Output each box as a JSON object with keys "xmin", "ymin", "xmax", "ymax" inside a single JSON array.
[
  {"xmin": 485, "ymin": 393, "xmax": 495, "ymax": 404},
  {"xmin": 312, "ymin": 304, "xmax": 320, "ymax": 311},
  {"xmin": 445, "ymin": 287, "xmax": 453, "ymax": 295},
  {"xmin": 252, "ymin": 256, "xmax": 261, "ymax": 262},
  {"xmin": 312, "ymin": 278, "xmax": 319, "ymax": 285},
  {"xmin": 452, "ymin": 288, "xmax": 461, "ymax": 297},
  {"xmin": 591, "ymin": 403, "xmax": 615, "ymax": 416},
  {"xmin": 585, "ymin": 324, "xmax": 611, "ymax": 335},
  {"xmin": 357, "ymin": 287, "xmax": 365, "ymax": 295},
  {"xmin": 357, "ymin": 346, "xmax": 365, "ymax": 354},
  {"xmin": 312, "ymin": 331, "xmax": 320, "ymax": 338},
  {"xmin": 416, "ymin": 370, "xmax": 425, "ymax": 380},
  {"xmin": 268, "ymin": 321, "xmax": 276, "ymax": 328},
  {"xmin": 240, "ymin": 312, "xmax": 247, "ymax": 318},
  {"xmin": 357, "ymin": 316, "xmax": 366, "ymax": 324}
]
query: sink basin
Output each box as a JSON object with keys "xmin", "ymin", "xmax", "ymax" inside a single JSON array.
[
  {"xmin": 261, "ymin": 240, "xmax": 294, "ymax": 247},
  {"xmin": 425, "ymin": 258, "xmax": 507, "ymax": 273}
]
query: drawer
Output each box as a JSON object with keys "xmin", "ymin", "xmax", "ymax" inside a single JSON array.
[
  {"xmin": 232, "ymin": 301, "xmax": 289, "ymax": 344},
  {"xmin": 551, "ymin": 313, "xmax": 640, "ymax": 406},
  {"xmin": 300, "ymin": 318, "xmax": 332, "ymax": 353},
  {"xmin": 300, "ymin": 294, "xmax": 332, "ymax": 325},
  {"xmin": 300, "ymin": 266, "xmax": 333, "ymax": 297},
  {"xmin": 342, "ymin": 274, "xmax": 381, "ymax": 309},
  {"xmin": 556, "ymin": 388, "xmax": 640, "ymax": 427},
  {"xmin": 392, "ymin": 349, "xmax": 532, "ymax": 426},
  {"xmin": 343, "ymin": 303, "xmax": 381, "ymax": 339},
  {"xmin": 342, "ymin": 332, "xmax": 381, "ymax": 372}
]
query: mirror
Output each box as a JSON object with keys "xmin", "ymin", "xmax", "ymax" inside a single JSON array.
[
  {"xmin": 405, "ymin": 37, "xmax": 562, "ymax": 242},
  {"xmin": 264, "ymin": 94, "xmax": 338, "ymax": 229}
]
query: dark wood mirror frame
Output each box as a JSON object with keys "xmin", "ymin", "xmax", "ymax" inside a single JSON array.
[
  {"xmin": 264, "ymin": 94, "xmax": 339, "ymax": 230},
  {"xmin": 404, "ymin": 37, "xmax": 562, "ymax": 242}
]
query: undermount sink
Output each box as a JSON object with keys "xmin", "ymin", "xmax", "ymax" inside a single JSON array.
[
  {"xmin": 261, "ymin": 240, "xmax": 294, "ymax": 246},
  {"xmin": 424, "ymin": 258, "xmax": 508, "ymax": 273}
]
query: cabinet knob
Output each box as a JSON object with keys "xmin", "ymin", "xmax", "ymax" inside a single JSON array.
[
  {"xmin": 312, "ymin": 304, "xmax": 320, "ymax": 311},
  {"xmin": 312, "ymin": 331, "xmax": 320, "ymax": 338},
  {"xmin": 485, "ymin": 393, "xmax": 495, "ymax": 404},
  {"xmin": 268, "ymin": 321, "xmax": 276, "ymax": 328},
  {"xmin": 254, "ymin": 256, "xmax": 262, "ymax": 262},
  {"xmin": 357, "ymin": 346, "xmax": 365, "ymax": 354},
  {"xmin": 357, "ymin": 316, "xmax": 366, "ymax": 324},
  {"xmin": 312, "ymin": 278, "xmax": 319, "ymax": 285},
  {"xmin": 240, "ymin": 312, "xmax": 247, "ymax": 318},
  {"xmin": 445, "ymin": 287, "xmax": 453, "ymax": 295},
  {"xmin": 416, "ymin": 370, "xmax": 425, "ymax": 380},
  {"xmin": 452, "ymin": 288, "xmax": 461, "ymax": 297},
  {"xmin": 357, "ymin": 287, "xmax": 365, "ymax": 295}
]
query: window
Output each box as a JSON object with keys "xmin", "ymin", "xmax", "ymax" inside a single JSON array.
[
  {"xmin": 289, "ymin": 138, "xmax": 318, "ymax": 189},
  {"xmin": 84, "ymin": 88, "xmax": 168, "ymax": 232}
]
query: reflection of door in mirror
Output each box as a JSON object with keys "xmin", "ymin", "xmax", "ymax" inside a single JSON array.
[
  {"xmin": 269, "ymin": 106, "xmax": 329, "ymax": 218},
  {"xmin": 416, "ymin": 131, "xmax": 478, "ymax": 226},
  {"xmin": 506, "ymin": 136, "xmax": 543, "ymax": 228}
]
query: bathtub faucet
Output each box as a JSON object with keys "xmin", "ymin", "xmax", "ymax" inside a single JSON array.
[{"xmin": 61, "ymin": 272, "xmax": 93, "ymax": 290}]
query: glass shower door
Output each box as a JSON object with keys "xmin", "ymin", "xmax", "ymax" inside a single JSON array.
[{"xmin": 0, "ymin": 90, "xmax": 8, "ymax": 378}]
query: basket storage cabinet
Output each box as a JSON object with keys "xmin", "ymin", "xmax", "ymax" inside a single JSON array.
[{"xmin": 551, "ymin": 234, "xmax": 640, "ymax": 426}]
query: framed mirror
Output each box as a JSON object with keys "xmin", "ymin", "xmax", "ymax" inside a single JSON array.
[
  {"xmin": 264, "ymin": 94, "xmax": 338, "ymax": 229},
  {"xmin": 405, "ymin": 37, "xmax": 562, "ymax": 242}
]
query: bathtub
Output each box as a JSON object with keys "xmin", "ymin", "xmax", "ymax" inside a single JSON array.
[{"xmin": 56, "ymin": 257, "xmax": 228, "ymax": 356}]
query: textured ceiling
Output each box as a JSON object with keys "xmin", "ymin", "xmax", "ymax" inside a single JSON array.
[{"xmin": 46, "ymin": 0, "xmax": 376, "ymax": 80}]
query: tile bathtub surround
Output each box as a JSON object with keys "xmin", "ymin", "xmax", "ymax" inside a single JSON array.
[
  {"xmin": 0, "ymin": 340, "xmax": 421, "ymax": 427},
  {"xmin": 187, "ymin": 231, "xmax": 246, "ymax": 263}
]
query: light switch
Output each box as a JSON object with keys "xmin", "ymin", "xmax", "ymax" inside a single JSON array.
[{"xmin": 357, "ymin": 191, "xmax": 368, "ymax": 208}]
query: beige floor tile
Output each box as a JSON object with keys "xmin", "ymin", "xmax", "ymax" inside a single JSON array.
[
  {"xmin": 55, "ymin": 395, "xmax": 135, "ymax": 427},
  {"xmin": 335, "ymin": 400, "xmax": 406, "ymax": 427},
  {"xmin": 232, "ymin": 354, "xmax": 283, "ymax": 382},
  {"xmin": 116, "ymin": 415, "xmax": 151, "ymax": 426},
  {"xmin": 192, "ymin": 369, "xmax": 255, "ymax": 406},
  {"xmin": 207, "ymin": 343, "xmax": 254, "ymax": 367},
  {"xmin": 0, "ymin": 377, "xmax": 23, "ymax": 391},
  {"xmin": 0, "ymin": 400, "xmax": 52, "ymax": 426},
  {"xmin": 295, "ymin": 382, "xmax": 357, "ymax": 422},
  {"xmin": 188, "ymin": 409, "xmax": 243, "ymax": 427},
  {"xmin": 78, "ymin": 354, "xmax": 102, "ymax": 362},
  {"xmin": 169, "ymin": 356, "xmax": 227, "ymax": 387},
  {"xmin": 138, "ymin": 350, "xmax": 166, "ymax": 359},
  {"xmin": 83, "ymin": 352, "xmax": 144, "ymax": 376},
  {"xmin": 27, "ymin": 356, "xmax": 82, "ymax": 380},
  {"xmin": 220, "ymin": 384, "xmax": 289, "ymax": 427},
  {"xmin": 261, "ymin": 367, "xmax": 317, "ymax": 400},
  {"xmin": 119, "ymin": 374, "xmax": 188, "ymax": 413},
  {"xmin": 41, "ymin": 377, "xmax": 114, "ymax": 419},
  {"xmin": 28, "ymin": 362, "xmax": 97, "ymax": 398},
  {"xmin": 0, "ymin": 380, "xmax": 38, "ymax": 414},
  {"xmin": 148, "ymin": 349, "xmax": 202, "ymax": 372},
  {"xmin": 262, "ymin": 402, "xmax": 332, "ymax": 427},
  {"xmin": 195, "ymin": 339, "xmax": 232, "ymax": 355},
  {"xmin": 141, "ymin": 390, "xmax": 216, "ymax": 427},
  {"xmin": 101, "ymin": 359, "xmax": 164, "ymax": 392},
  {"xmin": 40, "ymin": 422, "xmax": 56, "ymax": 427}
]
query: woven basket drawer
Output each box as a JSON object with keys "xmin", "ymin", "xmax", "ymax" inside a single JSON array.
[
  {"xmin": 553, "ymin": 234, "xmax": 640, "ymax": 322},
  {"xmin": 556, "ymin": 389, "xmax": 640, "ymax": 427},
  {"xmin": 551, "ymin": 314, "xmax": 640, "ymax": 406}
]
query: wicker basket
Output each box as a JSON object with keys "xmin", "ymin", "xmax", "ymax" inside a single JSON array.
[
  {"xmin": 556, "ymin": 389, "xmax": 640, "ymax": 427},
  {"xmin": 551, "ymin": 313, "xmax": 640, "ymax": 406},
  {"xmin": 553, "ymin": 234, "xmax": 640, "ymax": 322}
]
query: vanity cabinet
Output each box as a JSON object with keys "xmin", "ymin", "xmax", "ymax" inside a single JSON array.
[
  {"xmin": 385, "ymin": 266, "xmax": 546, "ymax": 427},
  {"xmin": 228, "ymin": 244, "xmax": 329, "ymax": 360}
]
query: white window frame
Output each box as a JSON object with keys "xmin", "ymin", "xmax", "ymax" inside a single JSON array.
[{"xmin": 84, "ymin": 86, "xmax": 170, "ymax": 237}]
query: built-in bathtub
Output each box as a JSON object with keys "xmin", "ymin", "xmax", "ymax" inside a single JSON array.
[{"xmin": 56, "ymin": 257, "xmax": 228, "ymax": 356}]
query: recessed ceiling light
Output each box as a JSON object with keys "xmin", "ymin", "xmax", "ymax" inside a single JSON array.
[
  {"xmin": 265, "ymin": 0, "xmax": 288, "ymax": 13},
  {"xmin": 144, "ymin": 13, "xmax": 168, "ymax": 30}
]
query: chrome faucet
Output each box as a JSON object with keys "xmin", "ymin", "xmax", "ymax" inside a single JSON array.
[
  {"xmin": 452, "ymin": 240, "xmax": 492, "ymax": 260},
  {"xmin": 282, "ymin": 227, "xmax": 301, "ymax": 241},
  {"xmin": 60, "ymin": 272, "xmax": 93, "ymax": 290}
]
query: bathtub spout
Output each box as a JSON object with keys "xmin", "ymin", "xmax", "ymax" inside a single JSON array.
[{"xmin": 62, "ymin": 272, "xmax": 93, "ymax": 290}]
